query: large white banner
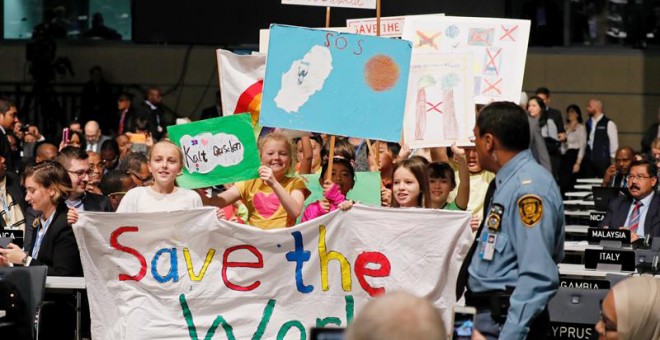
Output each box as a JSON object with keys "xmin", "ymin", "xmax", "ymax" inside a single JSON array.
[{"xmin": 73, "ymin": 206, "xmax": 472, "ymax": 339}]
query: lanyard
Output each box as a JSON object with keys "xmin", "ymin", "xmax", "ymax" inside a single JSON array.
[{"xmin": 32, "ymin": 213, "xmax": 55, "ymax": 259}]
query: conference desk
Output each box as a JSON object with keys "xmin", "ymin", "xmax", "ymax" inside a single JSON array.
[
  {"xmin": 565, "ymin": 191, "xmax": 591, "ymax": 198},
  {"xmin": 564, "ymin": 199, "xmax": 595, "ymax": 207},
  {"xmin": 565, "ymin": 210, "xmax": 594, "ymax": 218},
  {"xmin": 576, "ymin": 178, "xmax": 602, "ymax": 184},
  {"xmin": 46, "ymin": 276, "xmax": 85, "ymax": 340},
  {"xmin": 565, "ymin": 224, "xmax": 589, "ymax": 235},
  {"xmin": 574, "ymin": 184, "xmax": 596, "ymax": 190}
]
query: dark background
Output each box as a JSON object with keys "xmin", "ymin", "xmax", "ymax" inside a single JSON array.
[{"xmin": 132, "ymin": 0, "xmax": 507, "ymax": 46}]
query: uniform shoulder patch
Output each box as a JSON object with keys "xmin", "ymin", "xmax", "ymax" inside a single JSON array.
[{"xmin": 517, "ymin": 194, "xmax": 543, "ymax": 228}]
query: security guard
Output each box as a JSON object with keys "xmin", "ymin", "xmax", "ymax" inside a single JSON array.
[{"xmin": 458, "ymin": 102, "xmax": 565, "ymax": 339}]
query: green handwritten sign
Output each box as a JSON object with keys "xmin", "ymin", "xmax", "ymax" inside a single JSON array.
[{"xmin": 168, "ymin": 114, "xmax": 260, "ymax": 189}]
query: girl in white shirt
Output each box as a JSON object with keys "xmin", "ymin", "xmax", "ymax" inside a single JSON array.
[{"xmin": 116, "ymin": 140, "xmax": 202, "ymax": 212}]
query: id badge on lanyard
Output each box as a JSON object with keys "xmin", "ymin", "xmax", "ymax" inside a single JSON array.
[{"xmin": 479, "ymin": 203, "xmax": 503, "ymax": 261}]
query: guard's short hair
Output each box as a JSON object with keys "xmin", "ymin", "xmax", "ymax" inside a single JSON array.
[{"xmin": 476, "ymin": 101, "xmax": 530, "ymax": 152}]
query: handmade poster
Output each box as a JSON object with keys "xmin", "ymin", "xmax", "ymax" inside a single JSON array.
[
  {"xmin": 402, "ymin": 16, "xmax": 530, "ymax": 104},
  {"xmin": 301, "ymin": 171, "xmax": 381, "ymax": 214},
  {"xmin": 282, "ymin": 0, "xmax": 376, "ymax": 10},
  {"xmin": 261, "ymin": 24, "xmax": 412, "ymax": 142},
  {"xmin": 216, "ymin": 49, "xmax": 266, "ymax": 137},
  {"xmin": 259, "ymin": 27, "xmax": 353, "ymax": 54},
  {"xmin": 167, "ymin": 114, "xmax": 260, "ymax": 189},
  {"xmin": 346, "ymin": 14, "xmax": 445, "ymax": 38},
  {"xmin": 403, "ymin": 53, "xmax": 475, "ymax": 147},
  {"xmin": 73, "ymin": 206, "xmax": 471, "ymax": 339}
]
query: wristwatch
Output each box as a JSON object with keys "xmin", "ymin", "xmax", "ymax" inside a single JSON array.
[{"xmin": 21, "ymin": 255, "xmax": 30, "ymax": 266}]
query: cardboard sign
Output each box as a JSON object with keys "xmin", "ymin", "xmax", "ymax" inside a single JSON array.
[
  {"xmin": 402, "ymin": 53, "xmax": 475, "ymax": 147},
  {"xmin": 167, "ymin": 114, "xmax": 261, "ymax": 189},
  {"xmin": 261, "ymin": 25, "xmax": 412, "ymax": 142},
  {"xmin": 402, "ymin": 16, "xmax": 530, "ymax": 104},
  {"xmin": 347, "ymin": 14, "xmax": 445, "ymax": 38}
]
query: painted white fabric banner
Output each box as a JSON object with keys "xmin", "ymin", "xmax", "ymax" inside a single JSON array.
[
  {"xmin": 73, "ymin": 206, "xmax": 472, "ymax": 339},
  {"xmin": 402, "ymin": 16, "xmax": 530, "ymax": 105}
]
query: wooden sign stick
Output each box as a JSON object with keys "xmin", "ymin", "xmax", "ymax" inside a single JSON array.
[
  {"xmin": 324, "ymin": 6, "xmax": 337, "ymax": 182},
  {"xmin": 376, "ymin": 0, "xmax": 381, "ymax": 36},
  {"xmin": 326, "ymin": 7, "xmax": 331, "ymax": 28}
]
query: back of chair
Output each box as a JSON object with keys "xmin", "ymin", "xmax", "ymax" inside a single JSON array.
[{"xmin": 0, "ymin": 266, "xmax": 48, "ymax": 339}]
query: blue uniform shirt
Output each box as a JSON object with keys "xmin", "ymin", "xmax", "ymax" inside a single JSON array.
[{"xmin": 467, "ymin": 150, "xmax": 565, "ymax": 339}]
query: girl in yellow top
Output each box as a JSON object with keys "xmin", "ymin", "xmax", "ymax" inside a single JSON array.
[{"xmin": 211, "ymin": 132, "xmax": 309, "ymax": 229}]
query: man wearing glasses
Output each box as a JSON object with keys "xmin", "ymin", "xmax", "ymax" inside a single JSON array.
[
  {"xmin": 55, "ymin": 146, "xmax": 113, "ymax": 213},
  {"xmin": 599, "ymin": 159, "xmax": 660, "ymax": 242},
  {"xmin": 118, "ymin": 152, "xmax": 152, "ymax": 187}
]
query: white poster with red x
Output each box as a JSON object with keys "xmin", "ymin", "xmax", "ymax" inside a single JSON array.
[
  {"xmin": 402, "ymin": 53, "xmax": 475, "ymax": 147},
  {"xmin": 402, "ymin": 16, "xmax": 530, "ymax": 105}
]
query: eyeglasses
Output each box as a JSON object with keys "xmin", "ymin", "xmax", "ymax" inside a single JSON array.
[
  {"xmin": 67, "ymin": 169, "xmax": 93, "ymax": 178},
  {"xmin": 128, "ymin": 171, "xmax": 153, "ymax": 185},
  {"xmin": 626, "ymin": 174, "xmax": 654, "ymax": 181}
]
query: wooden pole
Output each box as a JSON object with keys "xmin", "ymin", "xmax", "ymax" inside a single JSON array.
[
  {"xmin": 376, "ymin": 0, "xmax": 381, "ymax": 36},
  {"xmin": 326, "ymin": 135, "xmax": 337, "ymax": 182},
  {"xmin": 324, "ymin": 6, "xmax": 336, "ymax": 182},
  {"xmin": 325, "ymin": 7, "xmax": 331, "ymax": 28}
]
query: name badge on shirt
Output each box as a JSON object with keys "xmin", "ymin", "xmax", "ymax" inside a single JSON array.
[{"xmin": 479, "ymin": 232, "xmax": 497, "ymax": 261}]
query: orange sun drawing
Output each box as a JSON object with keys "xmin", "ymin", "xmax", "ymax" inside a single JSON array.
[{"xmin": 364, "ymin": 55, "xmax": 400, "ymax": 92}]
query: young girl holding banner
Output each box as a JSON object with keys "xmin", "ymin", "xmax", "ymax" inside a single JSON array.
[
  {"xmin": 211, "ymin": 132, "xmax": 310, "ymax": 229},
  {"xmin": 391, "ymin": 156, "xmax": 432, "ymax": 208},
  {"xmin": 68, "ymin": 140, "xmax": 203, "ymax": 222},
  {"xmin": 115, "ymin": 140, "xmax": 203, "ymax": 212}
]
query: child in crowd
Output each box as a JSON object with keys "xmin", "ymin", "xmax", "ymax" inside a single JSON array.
[
  {"xmin": 301, "ymin": 158, "xmax": 355, "ymax": 222},
  {"xmin": 321, "ymin": 137, "xmax": 356, "ymax": 165},
  {"xmin": 428, "ymin": 144, "xmax": 469, "ymax": 210},
  {"xmin": 373, "ymin": 141, "xmax": 401, "ymax": 207},
  {"xmin": 391, "ymin": 156, "xmax": 431, "ymax": 208},
  {"xmin": 211, "ymin": 132, "xmax": 310, "ymax": 229},
  {"xmin": 295, "ymin": 134, "xmax": 323, "ymax": 174},
  {"xmin": 115, "ymin": 140, "xmax": 202, "ymax": 212}
]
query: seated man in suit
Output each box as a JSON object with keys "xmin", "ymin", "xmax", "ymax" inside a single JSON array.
[
  {"xmin": 601, "ymin": 147, "xmax": 634, "ymax": 188},
  {"xmin": 599, "ymin": 159, "xmax": 660, "ymax": 242}
]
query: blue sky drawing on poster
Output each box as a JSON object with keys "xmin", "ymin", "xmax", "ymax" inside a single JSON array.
[{"xmin": 260, "ymin": 24, "xmax": 412, "ymax": 142}]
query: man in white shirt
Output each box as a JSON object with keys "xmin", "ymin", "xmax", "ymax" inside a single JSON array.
[{"xmin": 585, "ymin": 98, "xmax": 619, "ymax": 178}]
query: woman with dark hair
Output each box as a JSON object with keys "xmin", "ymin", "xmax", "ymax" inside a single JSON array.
[
  {"xmin": 559, "ymin": 104, "xmax": 587, "ymax": 194},
  {"xmin": 528, "ymin": 96, "xmax": 560, "ymax": 179},
  {"xmin": 0, "ymin": 161, "xmax": 82, "ymax": 276}
]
